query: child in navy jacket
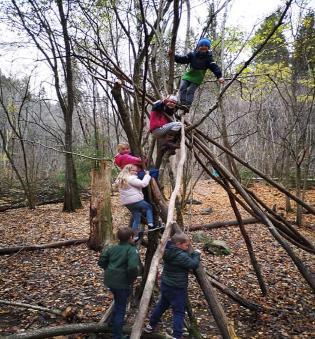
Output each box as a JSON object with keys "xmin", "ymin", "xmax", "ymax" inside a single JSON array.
[
  {"xmin": 144, "ymin": 233, "xmax": 201, "ymax": 339},
  {"xmin": 170, "ymin": 38, "xmax": 224, "ymax": 108}
]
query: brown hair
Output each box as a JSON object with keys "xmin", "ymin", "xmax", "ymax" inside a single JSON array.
[
  {"xmin": 171, "ymin": 233, "xmax": 189, "ymax": 244},
  {"xmin": 117, "ymin": 143, "xmax": 130, "ymax": 153},
  {"xmin": 117, "ymin": 226, "xmax": 135, "ymax": 242}
]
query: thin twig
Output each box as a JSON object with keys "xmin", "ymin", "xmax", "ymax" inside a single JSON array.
[{"xmin": 12, "ymin": 138, "xmax": 111, "ymax": 161}]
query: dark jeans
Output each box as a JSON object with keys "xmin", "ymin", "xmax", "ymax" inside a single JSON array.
[
  {"xmin": 109, "ymin": 287, "xmax": 131, "ymax": 339},
  {"xmin": 179, "ymin": 79, "xmax": 199, "ymax": 105},
  {"xmin": 125, "ymin": 200, "xmax": 154, "ymax": 231},
  {"xmin": 149, "ymin": 282, "xmax": 187, "ymax": 338}
]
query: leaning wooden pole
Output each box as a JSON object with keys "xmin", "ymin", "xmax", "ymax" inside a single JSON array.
[
  {"xmin": 224, "ymin": 180, "xmax": 268, "ymax": 295},
  {"xmin": 191, "ymin": 134, "xmax": 315, "ymax": 291},
  {"xmin": 171, "ymin": 223, "xmax": 235, "ymax": 339},
  {"xmin": 219, "ymin": 184, "xmax": 315, "ymax": 254},
  {"xmin": 196, "ymin": 159, "xmax": 315, "ymax": 253},
  {"xmin": 185, "ymin": 136, "xmax": 314, "ymax": 253},
  {"xmin": 193, "ymin": 127, "xmax": 315, "ymax": 215},
  {"xmin": 245, "ymin": 188, "xmax": 315, "ymax": 251},
  {"xmin": 189, "ymin": 134, "xmax": 267, "ymax": 295},
  {"xmin": 151, "ymin": 179, "xmax": 235, "ymax": 338},
  {"xmin": 130, "ymin": 118, "xmax": 187, "ymax": 339},
  {"xmin": 205, "ymin": 275, "xmax": 263, "ymax": 312}
]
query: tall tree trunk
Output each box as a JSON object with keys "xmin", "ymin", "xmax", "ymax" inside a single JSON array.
[
  {"xmin": 111, "ymin": 82, "xmax": 141, "ymax": 155},
  {"xmin": 63, "ymin": 147, "xmax": 81, "ymax": 212},
  {"xmin": 57, "ymin": 0, "xmax": 82, "ymax": 211}
]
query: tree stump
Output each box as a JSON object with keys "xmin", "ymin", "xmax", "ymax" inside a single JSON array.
[{"xmin": 88, "ymin": 160, "xmax": 113, "ymax": 251}]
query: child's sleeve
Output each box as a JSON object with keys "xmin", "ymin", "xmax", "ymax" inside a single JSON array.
[
  {"xmin": 123, "ymin": 153, "xmax": 143, "ymax": 166},
  {"xmin": 98, "ymin": 247, "xmax": 111, "ymax": 269},
  {"xmin": 152, "ymin": 100, "xmax": 163, "ymax": 112},
  {"xmin": 128, "ymin": 174, "xmax": 151, "ymax": 188},
  {"xmin": 127, "ymin": 247, "xmax": 141, "ymax": 282},
  {"xmin": 207, "ymin": 54, "xmax": 223, "ymax": 78},
  {"xmin": 177, "ymin": 251, "xmax": 201, "ymax": 270},
  {"xmin": 174, "ymin": 52, "xmax": 193, "ymax": 64},
  {"xmin": 149, "ymin": 110, "xmax": 161, "ymax": 131},
  {"xmin": 114, "ymin": 154, "xmax": 121, "ymax": 168}
]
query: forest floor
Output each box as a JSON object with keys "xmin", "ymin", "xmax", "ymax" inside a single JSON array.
[{"xmin": 0, "ymin": 181, "xmax": 314, "ymax": 339}]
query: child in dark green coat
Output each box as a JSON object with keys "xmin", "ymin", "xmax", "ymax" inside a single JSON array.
[
  {"xmin": 144, "ymin": 233, "xmax": 201, "ymax": 339},
  {"xmin": 98, "ymin": 227, "xmax": 140, "ymax": 339}
]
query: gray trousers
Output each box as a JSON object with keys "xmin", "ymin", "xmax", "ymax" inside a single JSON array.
[
  {"xmin": 152, "ymin": 122, "xmax": 182, "ymax": 138},
  {"xmin": 179, "ymin": 79, "xmax": 199, "ymax": 105}
]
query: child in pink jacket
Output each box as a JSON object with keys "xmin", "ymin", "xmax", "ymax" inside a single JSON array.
[
  {"xmin": 114, "ymin": 143, "xmax": 143, "ymax": 171},
  {"xmin": 149, "ymin": 95, "xmax": 182, "ymax": 155},
  {"xmin": 114, "ymin": 143, "xmax": 159, "ymax": 179}
]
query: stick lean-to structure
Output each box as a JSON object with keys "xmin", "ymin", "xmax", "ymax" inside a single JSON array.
[
  {"xmin": 128, "ymin": 0, "xmax": 314, "ymax": 337},
  {"xmin": 4, "ymin": 0, "xmax": 314, "ymax": 338}
]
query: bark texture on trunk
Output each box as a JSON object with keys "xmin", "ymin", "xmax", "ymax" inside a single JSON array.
[{"xmin": 88, "ymin": 160, "xmax": 113, "ymax": 251}]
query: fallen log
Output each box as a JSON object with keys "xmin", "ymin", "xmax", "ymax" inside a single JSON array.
[
  {"xmin": 0, "ymin": 190, "xmax": 91, "ymax": 212},
  {"xmin": 0, "ymin": 198, "xmax": 63, "ymax": 212},
  {"xmin": 98, "ymin": 301, "xmax": 114, "ymax": 323},
  {"xmin": 4, "ymin": 323, "xmax": 166, "ymax": 339},
  {"xmin": 0, "ymin": 299, "xmax": 63, "ymax": 317},
  {"xmin": 4, "ymin": 323, "xmax": 109, "ymax": 339},
  {"xmin": 0, "ymin": 239, "xmax": 88, "ymax": 255},
  {"xmin": 189, "ymin": 217, "xmax": 258, "ymax": 231}
]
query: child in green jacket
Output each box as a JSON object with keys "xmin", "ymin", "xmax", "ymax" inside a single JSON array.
[{"xmin": 98, "ymin": 227, "xmax": 140, "ymax": 339}]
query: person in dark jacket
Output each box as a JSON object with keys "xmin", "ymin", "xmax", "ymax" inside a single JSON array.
[
  {"xmin": 98, "ymin": 227, "xmax": 140, "ymax": 339},
  {"xmin": 144, "ymin": 233, "xmax": 201, "ymax": 339},
  {"xmin": 169, "ymin": 38, "xmax": 224, "ymax": 109}
]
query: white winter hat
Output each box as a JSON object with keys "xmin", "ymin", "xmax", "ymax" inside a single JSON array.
[{"xmin": 165, "ymin": 95, "xmax": 178, "ymax": 103}]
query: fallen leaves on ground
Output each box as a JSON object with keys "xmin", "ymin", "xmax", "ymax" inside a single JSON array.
[{"xmin": 0, "ymin": 181, "xmax": 314, "ymax": 338}]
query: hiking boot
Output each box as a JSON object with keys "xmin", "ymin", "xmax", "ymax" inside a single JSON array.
[
  {"xmin": 148, "ymin": 223, "xmax": 165, "ymax": 232},
  {"xmin": 144, "ymin": 324, "xmax": 155, "ymax": 333}
]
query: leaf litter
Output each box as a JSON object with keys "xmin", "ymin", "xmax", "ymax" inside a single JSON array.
[{"xmin": 0, "ymin": 181, "xmax": 314, "ymax": 338}]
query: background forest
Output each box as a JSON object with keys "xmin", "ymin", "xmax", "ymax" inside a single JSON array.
[
  {"xmin": 0, "ymin": 0, "xmax": 314, "ymax": 338},
  {"xmin": 0, "ymin": 0, "xmax": 314, "ymax": 213}
]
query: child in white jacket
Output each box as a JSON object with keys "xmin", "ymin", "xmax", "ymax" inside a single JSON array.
[{"xmin": 116, "ymin": 164, "xmax": 154, "ymax": 240}]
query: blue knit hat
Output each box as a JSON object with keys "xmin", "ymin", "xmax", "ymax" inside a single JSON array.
[{"xmin": 197, "ymin": 38, "xmax": 211, "ymax": 48}]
